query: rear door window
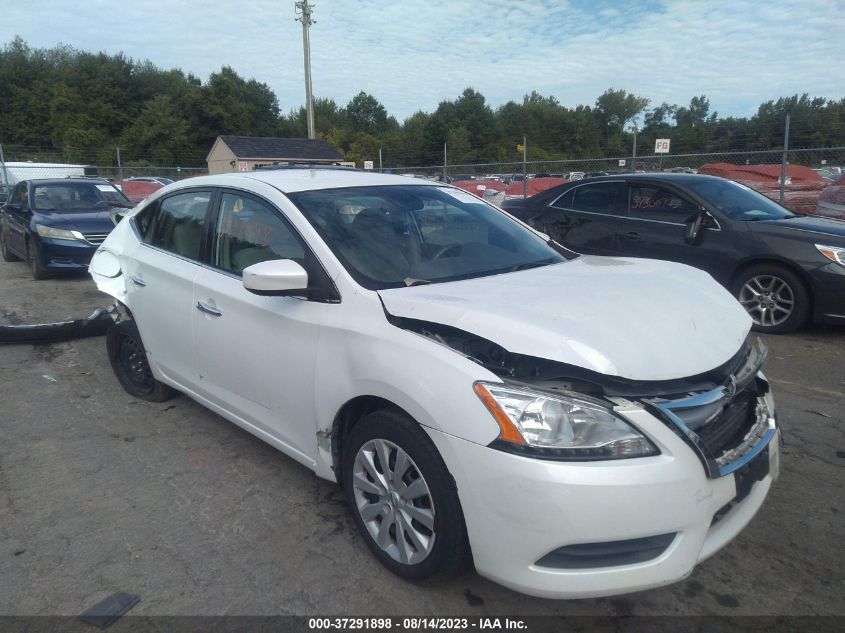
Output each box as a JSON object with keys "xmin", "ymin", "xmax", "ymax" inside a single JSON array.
[
  {"xmin": 146, "ymin": 191, "xmax": 212, "ymax": 261},
  {"xmin": 11, "ymin": 183, "xmax": 28, "ymax": 209},
  {"xmin": 628, "ymin": 185, "xmax": 698, "ymax": 223},
  {"xmin": 569, "ymin": 182, "xmax": 626, "ymax": 215}
]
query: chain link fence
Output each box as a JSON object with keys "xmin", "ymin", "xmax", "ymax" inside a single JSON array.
[
  {"xmin": 392, "ymin": 147, "xmax": 845, "ymax": 181},
  {"xmin": 2, "ymin": 139, "xmax": 842, "ymax": 211},
  {"xmin": 0, "ymin": 143, "xmax": 207, "ymax": 185},
  {"xmin": 386, "ymin": 147, "xmax": 844, "ymax": 212}
]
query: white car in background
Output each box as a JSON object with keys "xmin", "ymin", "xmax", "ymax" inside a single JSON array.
[{"xmin": 89, "ymin": 167, "xmax": 779, "ymax": 599}]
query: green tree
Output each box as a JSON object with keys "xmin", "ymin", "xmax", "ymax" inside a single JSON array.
[
  {"xmin": 345, "ymin": 91, "xmax": 389, "ymax": 135},
  {"xmin": 121, "ymin": 95, "xmax": 191, "ymax": 165},
  {"xmin": 594, "ymin": 88, "xmax": 650, "ymax": 135}
]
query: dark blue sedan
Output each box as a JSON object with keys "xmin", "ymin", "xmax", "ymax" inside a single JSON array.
[{"xmin": 0, "ymin": 178, "xmax": 132, "ymax": 279}]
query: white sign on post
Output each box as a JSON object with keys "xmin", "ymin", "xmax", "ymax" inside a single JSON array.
[
  {"xmin": 655, "ymin": 139, "xmax": 671, "ymax": 154},
  {"xmin": 238, "ymin": 161, "xmax": 248, "ymax": 172},
  {"xmin": 618, "ymin": 159, "xmax": 626, "ymax": 167},
  {"xmin": 363, "ymin": 160, "xmax": 374, "ymax": 170}
]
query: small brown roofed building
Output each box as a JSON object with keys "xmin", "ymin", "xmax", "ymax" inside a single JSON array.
[{"xmin": 206, "ymin": 135, "xmax": 349, "ymax": 174}]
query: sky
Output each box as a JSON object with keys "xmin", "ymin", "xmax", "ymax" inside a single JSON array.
[{"xmin": 2, "ymin": 0, "xmax": 844, "ymax": 122}]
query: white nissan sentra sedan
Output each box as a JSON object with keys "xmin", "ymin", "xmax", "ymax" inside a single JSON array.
[{"xmin": 89, "ymin": 167, "xmax": 780, "ymax": 599}]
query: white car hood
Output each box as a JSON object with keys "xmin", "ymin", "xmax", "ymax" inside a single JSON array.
[{"xmin": 378, "ymin": 257, "xmax": 751, "ymax": 381}]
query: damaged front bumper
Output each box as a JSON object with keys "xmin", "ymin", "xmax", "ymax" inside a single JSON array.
[
  {"xmin": 0, "ymin": 306, "xmax": 116, "ymax": 344},
  {"xmin": 424, "ymin": 340, "xmax": 779, "ymax": 599}
]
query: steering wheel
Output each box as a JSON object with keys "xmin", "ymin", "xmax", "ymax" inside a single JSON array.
[{"xmin": 431, "ymin": 243, "xmax": 463, "ymax": 259}]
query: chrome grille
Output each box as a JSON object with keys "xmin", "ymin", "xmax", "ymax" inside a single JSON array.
[
  {"xmin": 714, "ymin": 400, "xmax": 772, "ymax": 469},
  {"xmin": 83, "ymin": 233, "xmax": 110, "ymax": 245},
  {"xmin": 646, "ymin": 338, "xmax": 776, "ymax": 478}
]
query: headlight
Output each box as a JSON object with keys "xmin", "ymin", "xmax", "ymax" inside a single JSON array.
[
  {"xmin": 815, "ymin": 244, "xmax": 845, "ymax": 267},
  {"xmin": 474, "ymin": 382, "xmax": 659, "ymax": 460},
  {"xmin": 36, "ymin": 224, "xmax": 82, "ymax": 241}
]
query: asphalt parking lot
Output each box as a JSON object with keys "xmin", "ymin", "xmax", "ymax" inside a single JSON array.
[{"xmin": 0, "ymin": 259, "xmax": 843, "ymax": 617}]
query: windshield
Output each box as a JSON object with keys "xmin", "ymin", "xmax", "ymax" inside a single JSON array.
[
  {"xmin": 288, "ymin": 185, "xmax": 567, "ymax": 290},
  {"xmin": 33, "ymin": 183, "xmax": 130, "ymax": 211},
  {"xmin": 685, "ymin": 178, "xmax": 796, "ymax": 220}
]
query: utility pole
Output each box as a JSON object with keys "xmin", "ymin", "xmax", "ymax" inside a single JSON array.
[
  {"xmin": 779, "ymin": 113, "xmax": 790, "ymax": 204},
  {"xmin": 378, "ymin": 147, "xmax": 383, "ymax": 172},
  {"xmin": 443, "ymin": 142, "xmax": 447, "ymax": 182},
  {"xmin": 0, "ymin": 144, "xmax": 8, "ymax": 187},
  {"xmin": 630, "ymin": 126, "xmax": 638, "ymax": 174},
  {"xmin": 116, "ymin": 147, "xmax": 123, "ymax": 182},
  {"xmin": 295, "ymin": 0, "xmax": 316, "ymax": 139},
  {"xmin": 522, "ymin": 136, "xmax": 528, "ymax": 199}
]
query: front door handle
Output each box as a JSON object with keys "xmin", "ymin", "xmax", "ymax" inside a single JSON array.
[
  {"xmin": 196, "ymin": 301, "xmax": 223, "ymax": 317},
  {"xmin": 130, "ymin": 275, "xmax": 146, "ymax": 287}
]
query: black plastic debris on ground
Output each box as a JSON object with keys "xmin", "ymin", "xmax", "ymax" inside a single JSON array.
[
  {"xmin": 78, "ymin": 592, "xmax": 140, "ymax": 629},
  {"xmin": 0, "ymin": 307, "xmax": 114, "ymax": 344}
]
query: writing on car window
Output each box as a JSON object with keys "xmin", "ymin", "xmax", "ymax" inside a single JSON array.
[{"xmin": 628, "ymin": 186, "xmax": 697, "ymax": 223}]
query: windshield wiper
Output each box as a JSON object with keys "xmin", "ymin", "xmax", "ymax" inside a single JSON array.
[
  {"xmin": 404, "ymin": 278, "xmax": 431, "ymax": 287},
  {"xmin": 511, "ymin": 257, "xmax": 558, "ymax": 272}
]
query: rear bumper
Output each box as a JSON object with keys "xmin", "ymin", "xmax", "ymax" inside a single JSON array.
[{"xmin": 38, "ymin": 238, "xmax": 98, "ymax": 270}]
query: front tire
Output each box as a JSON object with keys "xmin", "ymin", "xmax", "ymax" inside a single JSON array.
[
  {"xmin": 732, "ymin": 264, "xmax": 810, "ymax": 333},
  {"xmin": 342, "ymin": 409, "xmax": 470, "ymax": 581},
  {"xmin": 28, "ymin": 241, "xmax": 49, "ymax": 279},
  {"xmin": 106, "ymin": 320, "xmax": 177, "ymax": 401}
]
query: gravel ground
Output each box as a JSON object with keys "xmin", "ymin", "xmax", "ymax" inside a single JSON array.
[{"xmin": 0, "ymin": 259, "xmax": 843, "ymax": 617}]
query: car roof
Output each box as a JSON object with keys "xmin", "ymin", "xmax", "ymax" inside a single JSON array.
[
  {"xmin": 571, "ymin": 173, "xmax": 724, "ymax": 185},
  {"xmin": 24, "ymin": 178, "xmax": 112, "ymax": 185},
  {"xmin": 178, "ymin": 168, "xmax": 441, "ymax": 194}
]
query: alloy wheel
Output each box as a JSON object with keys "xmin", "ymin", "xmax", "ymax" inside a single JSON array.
[
  {"xmin": 351, "ymin": 438, "xmax": 436, "ymax": 565},
  {"xmin": 738, "ymin": 274, "xmax": 795, "ymax": 328}
]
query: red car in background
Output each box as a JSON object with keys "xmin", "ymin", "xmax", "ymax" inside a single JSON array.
[
  {"xmin": 112, "ymin": 177, "xmax": 172, "ymax": 203},
  {"xmin": 697, "ymin": 163, "xmax": 826, "ymax": 215},
  {"xmin": 450, "ymin": 178, "xmax": 507, "ymax": 194},
  {"xmin": 504, "ymin": 177, "xmax": 569, "ymax": 200},
  {"xmin": 817, "ymin": 173, "xmax": 845, "ymax": 220}
]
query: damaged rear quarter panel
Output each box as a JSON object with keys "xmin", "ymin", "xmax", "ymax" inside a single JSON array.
[{"xmin": 89, "ymin": 216, "xmax": 135, "ymax": 303}]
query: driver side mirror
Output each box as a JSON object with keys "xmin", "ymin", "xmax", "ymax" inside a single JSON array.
[
  {"xmin": 684, "ymin": 210, "xmax": 710, "ymax": 245},
  {"xmin": 242, "ymin": 259, "xmax": 309, "ymax": 297}
]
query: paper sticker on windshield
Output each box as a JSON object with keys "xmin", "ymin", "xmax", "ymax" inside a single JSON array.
[
  {"xmin": 437, "ymin": 187, "xmax": 481, "ymax": 204},
  {"xmin": 96, "ymin": 185, "xmax": 114, "ymax": 192}
]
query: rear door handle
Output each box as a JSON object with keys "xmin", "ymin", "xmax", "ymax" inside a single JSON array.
[
  {"xmin": 130, "ymin": 275, "xmax": 146, "ymax": 287},
  {"xmin": 196, "ymin": 301, "xmax": 223, "ymax": 317}
]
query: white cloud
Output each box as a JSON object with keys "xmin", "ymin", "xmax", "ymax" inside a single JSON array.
[{"xmin": 0, "ymin": 0, "xmax": 842, "ymax": 121}]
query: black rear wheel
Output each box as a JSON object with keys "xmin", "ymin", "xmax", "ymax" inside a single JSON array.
[
  {"xmin": 0, "ymin": 227, "xmax": 19, "ymax": 262},
  {"xmin": 107, "ymin": 320, "xmax": 177, "ymax": 401}
]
